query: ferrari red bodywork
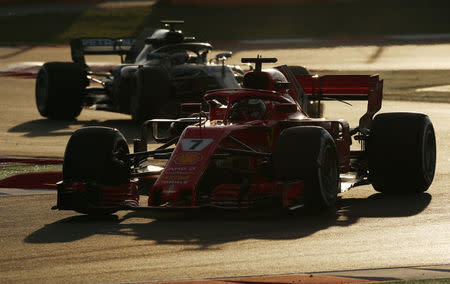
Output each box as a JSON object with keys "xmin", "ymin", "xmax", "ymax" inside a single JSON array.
[{"xmin": 55, "ymin": 56, "xmax": 435, "ymax": 214}]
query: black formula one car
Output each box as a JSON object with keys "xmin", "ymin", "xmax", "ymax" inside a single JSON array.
[{"xmin": 35, "ymin": 21, "xmax": 243, "ymax": 121}]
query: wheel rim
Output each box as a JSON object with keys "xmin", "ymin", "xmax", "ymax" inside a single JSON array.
[{"xmin": 318, "ymin": 144, "xmax": 338, "ymax": 206}]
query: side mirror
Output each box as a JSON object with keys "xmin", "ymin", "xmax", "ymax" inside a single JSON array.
[
  {"xmin": 181, "ymin": 103, "xmax": 202, "ymax": 114},
  {"xmin": 139, "ymin": 119, "xmax": 177, "ymax": 145}
]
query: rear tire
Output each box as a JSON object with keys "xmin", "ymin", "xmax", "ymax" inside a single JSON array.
[
  {"xmin": 272, "ymin": 126, "xmax": 339, "ymax": 212},
  {"xmin": 368, "ymin": 112, "xmax": 436, "ymax": 193},
  {"xmin": 35, "ymin": 62, "xmax": 86, "ymax": 120},
  {"xmin": 131, "ymin": 67, "xmax": 171, "ymax": 122}
]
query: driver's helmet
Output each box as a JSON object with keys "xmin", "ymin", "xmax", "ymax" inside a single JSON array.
[
  {"xmin": 229, "ymin": 98, "xmax": 266, "ymax": 122},
  {"xmin": 170, "ymin": 51, "xmax": 189, "ymax": 65}
]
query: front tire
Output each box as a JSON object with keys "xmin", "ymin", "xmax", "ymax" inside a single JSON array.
[
  {"xmin": 368, "ymin": 112, "xmax": 436, "ymax": 193},
  {"xmin": 62, "ymin": 127, "xmax": 130, "ymax": 215},
  {"xmin": 272, "ymin": 126, "xmax": 339, "ymax": 212},
  {"xmin": 35, "ymin": 62, "xmax": 86, "ymax": 120},
  {"xmin": 63, "ymin": 127, "xmax": 130, "ymax": 186}
]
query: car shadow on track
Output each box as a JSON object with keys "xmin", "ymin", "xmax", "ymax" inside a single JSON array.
[
  {"xmin": 8, "ymin": 118, "xmax": 141, "ymax": 143},
  {"xmin": 24, "ymin": 193, "xmax": 431, "ymax": 248}
]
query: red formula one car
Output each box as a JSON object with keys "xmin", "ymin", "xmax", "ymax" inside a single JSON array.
[{"xmin": 53, "ymin": 56, "xmax": 436, "ymax": 215}]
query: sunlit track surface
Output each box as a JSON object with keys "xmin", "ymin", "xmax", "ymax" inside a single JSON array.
[
  {"xmin": 2, "ymin": 43, "xmax": 450, "ymax": 72},
  {"xmin": 228, "ymin": 43, "xmax": 450, "ymax": 71},
  {"xmin": 0, "ymin": 188, "xmax": 55, "ymax": 196},
  {"xmin": 0, "ymin": 45, "xmax": 449, "ymax": 283}
]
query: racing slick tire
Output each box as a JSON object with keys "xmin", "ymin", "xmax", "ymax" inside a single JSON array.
[
  {"xmin": 131, "ymin": 66, "xmax": 171, "ymax": 122},
  {"xmin": 35, "ymin": 62, "xmax": 86, "ymax": 120},
  {"xmin": 368, "ymin": 112, "xmax": 436, "ymax": 194},
  {"xmin": 273, "ymin": 126, "xmax": 339, "ymax": 212},
  {"xmin": 63, "ymin": 127, "xmax": 130, "ymax": 215}
]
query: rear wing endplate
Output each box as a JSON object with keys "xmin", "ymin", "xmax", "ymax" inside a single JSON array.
[
  {"xmin": 296, "ymin": 74, "xmax": 383, "ymax": 128},
  {"xmin": 70, "ymin": 38, "xmax": 135, "ymax": 66}
]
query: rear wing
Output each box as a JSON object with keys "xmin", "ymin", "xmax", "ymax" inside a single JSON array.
[
  {"xmin": 70, "ymin": 38, "xmax": 135, "ymax": 66},
  {"xmin": 296, "ymin": 74, "xmax": 383, "ymax": 128}
]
